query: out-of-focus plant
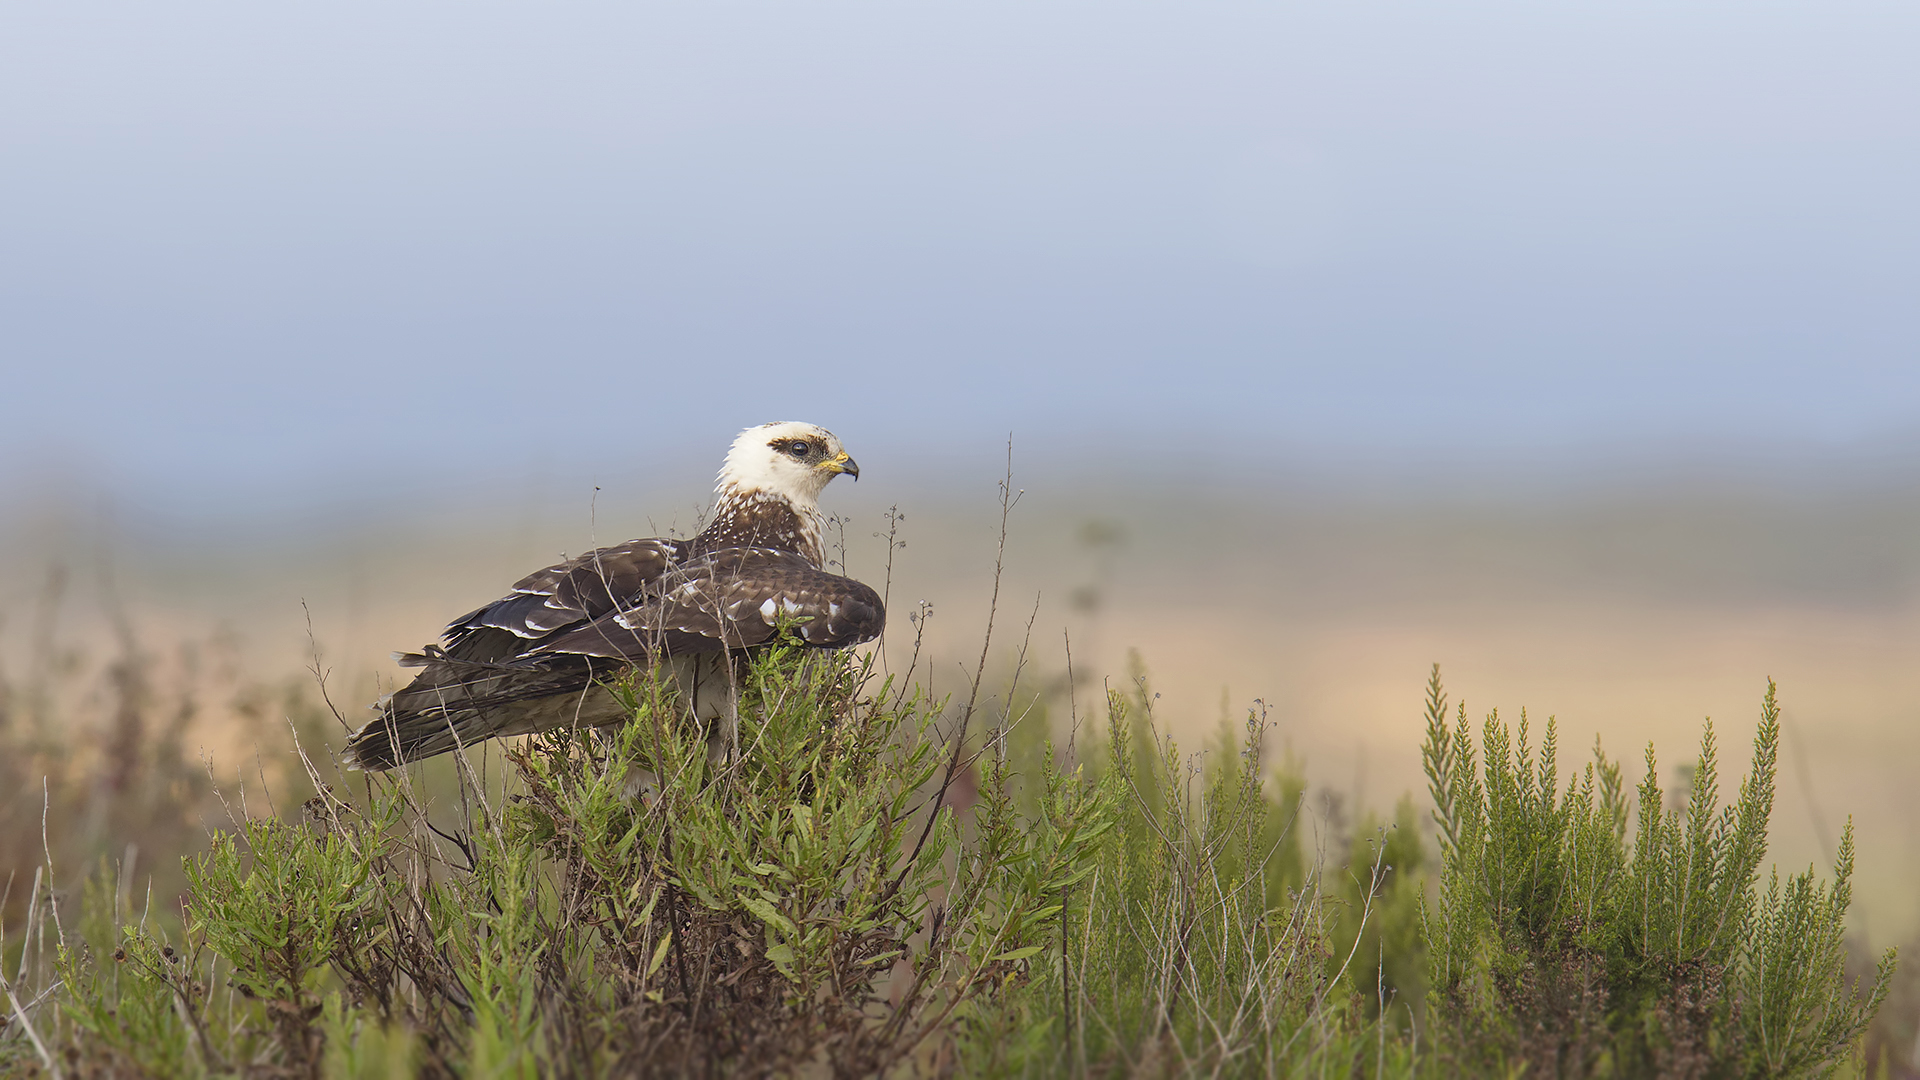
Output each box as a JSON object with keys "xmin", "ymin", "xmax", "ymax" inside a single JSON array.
[{"xmin": 965, "ymin": 681, "xmax": 1416, "ymax": 1078}]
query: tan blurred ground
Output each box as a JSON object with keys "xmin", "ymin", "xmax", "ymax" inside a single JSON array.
[{"xmin": 5, "ymin": 476, "xmax": 1917, "ymax": 941}]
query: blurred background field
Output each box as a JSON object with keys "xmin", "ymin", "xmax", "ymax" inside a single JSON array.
[
  {"xmin": 3, "ymin": 0, "xmax": 1919, "ymax": 1061},
  {"xmin": 7, "ymin": 461, "xmax": 1919, "ymax": 942}
]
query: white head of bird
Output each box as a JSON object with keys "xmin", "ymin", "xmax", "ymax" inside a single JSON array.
[{"xmin": 716, "ymin": 421, "xmax": 859, "ymax": 509}]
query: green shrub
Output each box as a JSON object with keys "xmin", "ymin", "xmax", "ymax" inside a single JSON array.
[
  {"xmin": 1421, "ymin": 665, "xmax": 1892, "ymax": 1078},
  {"xmin": 37, "ymin": 647, "xmax": 1126, "ymax": 1077},
  {"xmin": 961, "ymin": 680, "xmax": 1417, "ymax": 1078}
]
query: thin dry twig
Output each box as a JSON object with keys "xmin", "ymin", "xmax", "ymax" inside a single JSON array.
[
  {"xmin": 892, "ymin": 437, "xmax": 1022, "ymax": 896},
  {"xmin": 301, "ymin": 600, "xmax": 351, "ymax": 733},
  {"xmin": 2, "ymin": 974, "xmax": 59, "ymax": 1080},
  {"xmin": 41, "ymin": 778, "xmax": 63, "ymax": 947}
]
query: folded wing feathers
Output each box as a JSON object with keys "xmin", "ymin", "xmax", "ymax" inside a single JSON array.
[
  {"xmin": 422, "ymin": 544, "xmax": 882, "ymax": 670},
  {"xmin": 347, "ymin": 534, "xmax": 883, "ymax": 770},
  {"xmin": 450, "ymin": 540, "xmax": 679, "ymax": 641},
  {"xmin": 504, "ymin": 548, "xmax": 877, "ymax": 660}
]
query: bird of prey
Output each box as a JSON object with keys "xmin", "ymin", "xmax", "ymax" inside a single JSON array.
[{"xmin": 342, "ymin": 421, "xmax": 884, "ymax": 770}]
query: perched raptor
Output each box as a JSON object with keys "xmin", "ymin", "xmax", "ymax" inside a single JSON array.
[{"xmin": 343, "ymin": 421, "xmax": 884, "ymax": 770}]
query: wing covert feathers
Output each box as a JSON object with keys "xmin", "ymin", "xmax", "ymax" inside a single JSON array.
[
  {"xmin": 533, "ymin": 548, "xmax": 884, "ymax": 660},
  {"xmin": 343, "ymin": 537, "xmax": 884, "ymax": 770}
]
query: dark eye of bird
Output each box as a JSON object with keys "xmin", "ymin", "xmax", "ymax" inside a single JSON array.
[{"xmin": 790, "ymin": 440, "xmax": 811, "ymax": 455}]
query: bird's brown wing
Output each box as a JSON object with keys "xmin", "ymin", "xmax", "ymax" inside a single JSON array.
[
  {"xmin": 432, "ymin": 538, "xmax": 685, "ymax": 663},
  {"xmin": 531, "ymin": 547, "xmax": 886, "ymax": 662},
  {"xmin": 347, "ymin": 543, "xmax": 883, "ymax": 771}
]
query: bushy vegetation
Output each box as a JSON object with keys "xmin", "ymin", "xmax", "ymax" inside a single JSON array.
[
  {"xmin": 0, "ymin": 568, "xmax": 329, "ymax": 941},
  {"xmin": 0, "ymin": 608, "xmax": 1894, "ymax": 1076},
  {"xmin": 9, "ymin": 640, "xmax": 1427, "ymax": 1078},
  {"xmin": 1420, "ymin": 668, "xmax": 1892, "ymax": 1078}
]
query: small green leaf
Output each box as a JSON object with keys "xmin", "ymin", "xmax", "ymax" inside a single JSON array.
[
  {"xmin": 994, "ymin": 946, "xmax": 1044, "ymax": 963},
  {"xmin": 741, "ymin": 896, "xmax": 797, "ymax": 938},
  {"xmin": 646, "ymin": 934, "xmax": 673, "ymax": 979},
  {"xmin": 639, "ymin": 886, "xmax": 666, "ymax": 926}
]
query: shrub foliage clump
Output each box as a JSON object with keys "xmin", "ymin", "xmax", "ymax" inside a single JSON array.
[
  {"xmin": 1421, "ymin": 666, "xmax": 1893, "ymax": 1078},
  {"xmin": 43, "ymin": 645, "xmax": 1113, "ymax": 1077}
]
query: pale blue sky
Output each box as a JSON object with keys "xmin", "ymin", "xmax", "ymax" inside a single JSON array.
[{"xmin": 3, "ymin": 2, "xmax": 1917, "ymax": 517}]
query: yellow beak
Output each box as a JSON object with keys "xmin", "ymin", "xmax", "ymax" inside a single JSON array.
[{"xmin": 821, "ymin": 452, "xmax": 860, "ymax": 480}]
